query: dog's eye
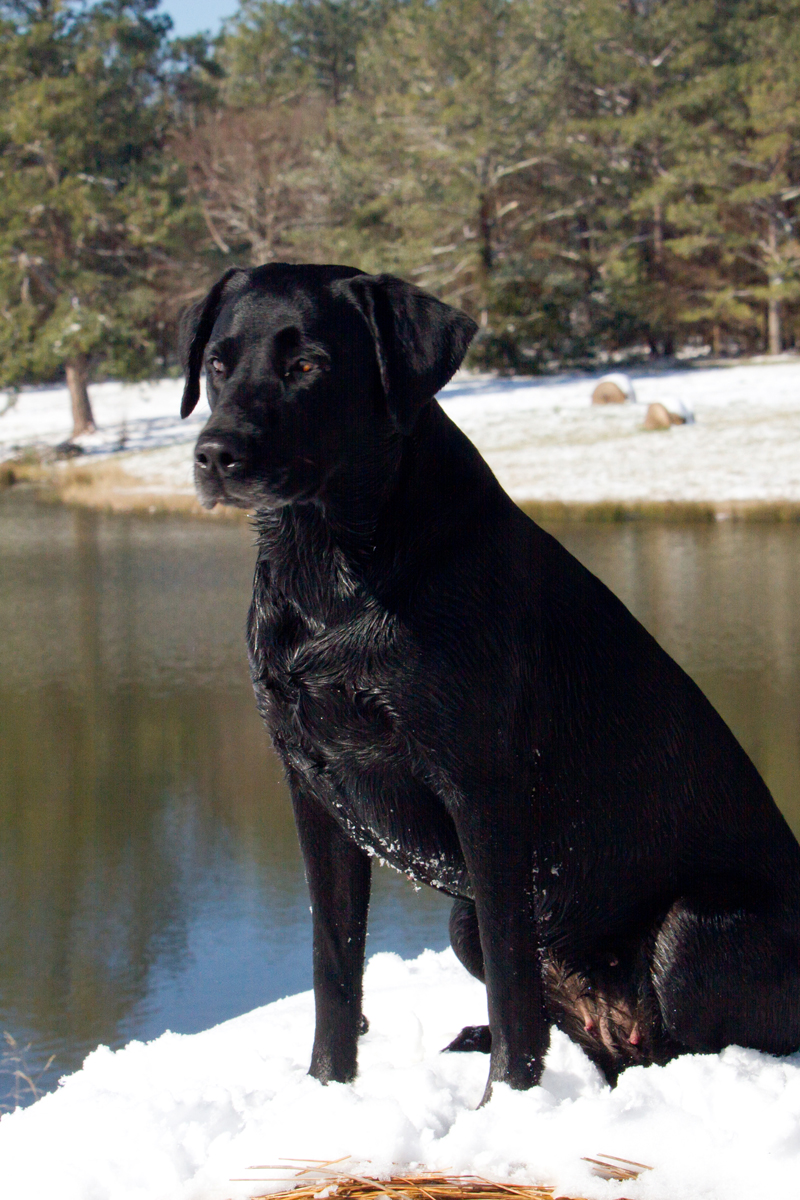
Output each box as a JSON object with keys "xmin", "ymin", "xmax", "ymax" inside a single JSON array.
[
  {"xmin": 285, "ymin": 359, "xmax": 314, "ymax": 378},
  {"xmin": 209, "ymin": 357, "xmax": 225, "ymax": 376}
]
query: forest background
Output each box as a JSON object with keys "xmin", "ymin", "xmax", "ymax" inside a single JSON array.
[{"xmin": 1, "ymin": 0, "xmax": 799, "ymax": 433}]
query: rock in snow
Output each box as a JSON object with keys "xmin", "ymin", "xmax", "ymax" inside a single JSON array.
[{"xmin": 2, "ymin": 949, "xmax": 800, "ymax": 1200}]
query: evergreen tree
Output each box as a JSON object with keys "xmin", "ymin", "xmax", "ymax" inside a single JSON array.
[
  {"xmin": 203, "ymin": 0, "xmax": 800, "ymax": 365},
  {"xmin": 217, "ymin": 0, "xmax": 310, "ymax": 107},
  {"xmin": 314, "ymin": 0, "xmax": 564, "ymax": 366},
  {"xmin": 670, "ymin": 0, "xmax": 800, "ymax": 353},
  {"xmin": 0, "ymin": 0, "xmax": 203, "ymax": 435},
  {"xmin": 739, "ymin": 4, "xmax": 800, "ymax": 353},
  {"xmin": 219, "ymin": 0, "xmax": 386, "ymax": 107},
  {"xmin": 545, "ymin": 0, "xmax": 729, "ymax": 357}
]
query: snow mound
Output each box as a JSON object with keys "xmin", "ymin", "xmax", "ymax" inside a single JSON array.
[{"xmin": 2, "ymin": 949, "xmax": 800, "ymax": 1200}]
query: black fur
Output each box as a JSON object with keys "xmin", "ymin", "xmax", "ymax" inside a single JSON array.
[{"xmin": 183, "ymin": 262, "xmax": 800, "ymax": 1104}]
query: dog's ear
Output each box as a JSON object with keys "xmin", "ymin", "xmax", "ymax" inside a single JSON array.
[
  {"xmin": 334, "ymin": 274, "xmax": 478, "ymax": 433},
  {"xmin": 180, "ymin": 268, "xmax": 247, "ymax": 418}
]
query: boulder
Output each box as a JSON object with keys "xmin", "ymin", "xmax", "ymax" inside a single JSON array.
[
  {"xmin": 643, "ymin": 402, "xmax": 686, "ymax": 430},
  {"xmin": 592, "ymin": 380, "xmax": 627, "ymax": 405},
  {"xmin": 591, "ymin": 372, "xmax": 636, "ymax": 405}
]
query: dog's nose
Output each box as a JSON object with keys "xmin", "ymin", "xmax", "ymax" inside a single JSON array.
[{"xmin": 195, "ymin": 437, "xmax": 241, "ymax": 476}]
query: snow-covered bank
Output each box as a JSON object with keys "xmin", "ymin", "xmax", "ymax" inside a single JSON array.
[
  {"xmin": 1, "ymin": 948, "xmax": 800, "ymax": 1200},
  {"xmin": 0, "ymin": 377, "xmax": 204, "ymax": 506},
  {"xmin": 442, "ymin": 359, "xmax": 800, "ymax": 507},
  {"xmin": 2, "ymin": 360, "xmax": 800, "ymax": 512}
]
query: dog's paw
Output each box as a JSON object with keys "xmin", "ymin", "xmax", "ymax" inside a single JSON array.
[{"xmin": 443, "ymin": 1024, "xmax": 492, "ymax": 1053}]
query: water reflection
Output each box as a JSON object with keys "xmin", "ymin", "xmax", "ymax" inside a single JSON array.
[
  {"xmin": 556, "ymin": 523, "xmax": 800, "ymax": 836},
  {"xmin": 1, "ymin": 493, "xmax": 799, "ymax": 1108},
  {"xmin": 0, "ymin": 494, "xmax": 450, "ymax": 1106}
]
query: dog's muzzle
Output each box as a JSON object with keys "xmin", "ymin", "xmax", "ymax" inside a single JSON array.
[{"xmin": 194, "ymin": 433, "xmax": 251, "ymax": 509}]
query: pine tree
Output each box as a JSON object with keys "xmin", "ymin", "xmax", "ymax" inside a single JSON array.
[
  {"xmin": 545, "ymin": 0, "xmax": 730, "ymax": 357},
  {"xmin": 310, "ymin": 0, "xmax": 567, "ymax": 367},
  {"xmin": 205, "ymin": 0, "xmax": 800, "ymax": 365},
  {"xmin": 0, "ymin": 0, "xmax": 202, "ymax": 435},
  {"xmin": 218, "ymin": 0, "xmax": 386, "ymax": 107},
  {"xmin": 700, "ymin": 0, "xmax": 800, "ymax": 353}
]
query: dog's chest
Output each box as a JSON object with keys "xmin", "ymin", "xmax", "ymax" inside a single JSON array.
[
  {"xmin": 249, "ymin": 567, "xmax": 415, "ymax": 783},
  {"xmin": 248, "ymin": 568, "xmax": 470, "ymax": 893}
]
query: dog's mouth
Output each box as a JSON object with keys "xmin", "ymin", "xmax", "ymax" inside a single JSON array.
[
  {"xmin": 194, "ymin": 467, "xmax": 252, "ymax": 510},
  {"xmin": 194, "ymin": 464, "xmax": 283, "ymax": 512},
  {"xmin": 193, "ymin": 447, "xmax": 322, "ymax": 511}
]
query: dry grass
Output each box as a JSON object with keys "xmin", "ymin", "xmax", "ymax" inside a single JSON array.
[
  {"xmin": 519, "ymin": 497, "xmax": 800, "ymax": 523},
  {"xmin": 2, "ymin": 456, "xmax": 247, "ymax": 519},
  {"xmin": 0, "ymin": 1031, "xmax": 55, "ymax": 1113},
  {"xmin": 232, "ymin": 1155, "xmax": 651, "ymax": 1200},
  {"xmin": 8, "ymin": 451, "xmax": 800, "ymax": 524},
  {"xmin": 52, "ymin": 460, "xmax": 226, "ymax": 517}
]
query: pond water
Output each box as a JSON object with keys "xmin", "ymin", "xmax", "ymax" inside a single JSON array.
[{"xmin": 2, "ymin": 489, "xmax": 800, "ymax": 1109}]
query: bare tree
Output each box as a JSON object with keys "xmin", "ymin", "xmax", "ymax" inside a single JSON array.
[{"xmin": 173, "ymin": 102, "xmax": 332, "ymax": 266}]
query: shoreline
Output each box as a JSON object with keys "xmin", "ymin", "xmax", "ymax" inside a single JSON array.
[
  {"xmin": 4, "ymin": 460, "xmax": 800, "ymax": 523},
  {"xmin": 4, "ymin": 361, "xmax": 800, "ymax": 523}
]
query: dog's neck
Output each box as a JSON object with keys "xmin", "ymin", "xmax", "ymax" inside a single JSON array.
[
  {"xmin": 253, "ymin": 415, "xmax": 402, "ymax": 610},
  {"xmin": 253, "ymin": 402, "xmax": 501, "ymax": 622}
]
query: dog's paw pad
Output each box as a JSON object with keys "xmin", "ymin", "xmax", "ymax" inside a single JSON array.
[{"xmin": 443, "ymin": 1024, "xmax": 491, "ymax": 1053}]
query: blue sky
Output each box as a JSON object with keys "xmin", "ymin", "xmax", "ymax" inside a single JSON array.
[{"xmin": 159, "ymin": 0, "xmax": 240, "ymax": 39}]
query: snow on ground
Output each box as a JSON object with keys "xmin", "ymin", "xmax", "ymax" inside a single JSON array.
[
  {"xmin": 0, "ymin": 376, "xmax": 196, "ymax": 456},
  {"xmin": 2, "ymin": 360, "xmax": 800, "ymax": 504},
  {"xmin": 2, "ymin": 949, "xmax": 800, "ymax": 1200},
  {"xmin": 0, "ymin": 376, "xmax": 205, "ymax": 495},
  {"xmin": 441, "ymin": 361, "xmax": 800, "ymax": 504}
]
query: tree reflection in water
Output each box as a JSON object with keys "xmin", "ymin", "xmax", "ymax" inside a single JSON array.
[{"xmin": 0, "ymin": 496, "xmax": 451, "ymax": 1107}]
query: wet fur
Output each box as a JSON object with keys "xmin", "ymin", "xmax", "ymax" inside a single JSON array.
[{"xmin": 182, "ymin": 263, "xmax": 800, "ymax": 1102}]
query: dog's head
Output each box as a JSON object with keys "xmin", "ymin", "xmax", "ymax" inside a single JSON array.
[{"xmin": 180, "ymin": 264, "xmax": 477, "ymax": 510}]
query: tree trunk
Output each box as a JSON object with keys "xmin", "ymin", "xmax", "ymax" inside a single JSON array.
[
  {"xmin": 653, "ymin": 200, "xmax": 665, "ymax": 269},
  {"xmin": 66, "ymin": 356, "xmax": 96, "ymax": 438},
  {"xmin": 479, "ymin": 193, "xmax": 494, "ymax": 273},
  {"xmin": 768, "ymin": 287, "xmax": 782, "ymax": 356},
  {"xmin": 767, "ymin": 217, "xmax": 783, "ymax": 356}
]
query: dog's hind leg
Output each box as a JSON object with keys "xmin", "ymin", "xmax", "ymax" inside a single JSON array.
[
  {"xmin": 543, "ymin": 953, "xmax": 676, "ymax": 1085},
  {"xmin": 444, "ymin": 898, "xmax": 492, "ymax": 1053},
  {"xmin": 651, "ymin": 891, "xmax": 800, "ymax": 1056}
]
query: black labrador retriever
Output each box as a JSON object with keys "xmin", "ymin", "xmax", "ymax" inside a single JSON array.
[{"xmin": 181, "ymin": 263, "xmax": 800, "ymax": 1104}]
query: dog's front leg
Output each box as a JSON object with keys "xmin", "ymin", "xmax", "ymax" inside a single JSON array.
[
  {"xmin": 455, "ymin": 809, "xmax": 549, "ymax": 1104},
  {"xmin": 291, "ymin": 782, "xmax": 372, "ymax": 1084}
]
